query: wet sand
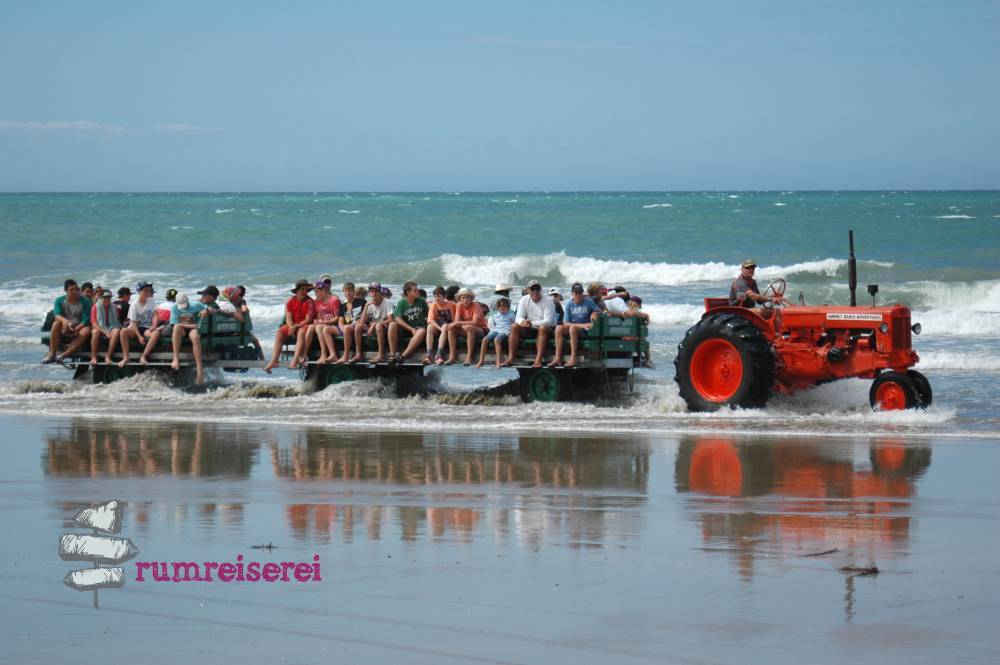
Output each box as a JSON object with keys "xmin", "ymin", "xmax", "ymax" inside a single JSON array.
[{"xmin": 1, "ymin": 414, "xmax": 998, "ymax": 664}]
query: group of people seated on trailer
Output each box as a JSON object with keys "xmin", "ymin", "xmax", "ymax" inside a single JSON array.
[
  {"xmin": 262, "ymin": 276, "xmax": 651, "ymax": 373},
  {"xmin": 42, "ymin": 275, "xmax": 651, "ymax": 383},
  {"xmin": 42, "ymin": 279, "xmax": 263, "ymax": 384}
]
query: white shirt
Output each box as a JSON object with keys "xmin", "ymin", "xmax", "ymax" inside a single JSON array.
[
  {"xmin": 515, "ymin": 294, "xmax": 556, "ymax": 327},
  {"xmin": 603, "ymin": 296, "xmax": 628, "ymax": 315}
]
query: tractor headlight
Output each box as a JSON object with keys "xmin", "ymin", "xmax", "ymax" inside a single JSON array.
[
  {"xmin": 911, "ymin": 322, "xmax": 921, "ymax": 335},
  {"xmin": 879, "ymin": 323, "xmax": 889, "ymax": 334}
]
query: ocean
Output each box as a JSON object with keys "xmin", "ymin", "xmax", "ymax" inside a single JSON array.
[{"xmin": 1, "ymin": 191, "xmax": 998, "ymax": 438}]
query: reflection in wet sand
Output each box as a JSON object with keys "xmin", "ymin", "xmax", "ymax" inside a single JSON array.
[
  {"xmin": 675, "ymin": 437, "xmax": 931, "ymax": 586},
  {"xmin": 43, "ymin": 421, "xmax": 260, "ymax": 478}
]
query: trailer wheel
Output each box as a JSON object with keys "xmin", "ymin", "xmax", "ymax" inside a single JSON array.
[
  {"xmin": 674, "ymin": 313, "xmax": 774, "ymax": 411},
  {"xmin": 327, "ymin": 365, "xmax": 357, "ymax": 384},
  {"xmin": 519, "ymin": 368, "xmax": 563, "ymax": 403},
  {"xmin": 906, "ymin": 370, "xmax": 932, "ymax": 408},
  {"xmin": 869, "ymin": 372, "xmax": 920, "ymax": 411}
]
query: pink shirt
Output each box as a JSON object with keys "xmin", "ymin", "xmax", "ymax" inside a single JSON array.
[{"xmin": 314, "ymin": 295, "xmax": 341, "ymax": 323}]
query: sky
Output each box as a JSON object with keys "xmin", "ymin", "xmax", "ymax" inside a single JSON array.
[{"xmin": 0, "ymin": 1, "xmax": 997, "ymax": 191}]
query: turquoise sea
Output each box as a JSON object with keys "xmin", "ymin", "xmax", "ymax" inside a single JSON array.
[{"xmin": 1, "ymin": 191, "xmax": 998, "ymax": 437}]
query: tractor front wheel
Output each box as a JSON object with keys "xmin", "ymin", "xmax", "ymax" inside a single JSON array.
[
  {"xmin": 869, "ymin": 372, "xmax": 921, "ymax": 411},
  {"xmin": 674, "ymin": 313, "xmax": 775, "ymax": 412},
  {"xmin": 906, "ymin": 370, "xmax": 932, "ymax": 408}
]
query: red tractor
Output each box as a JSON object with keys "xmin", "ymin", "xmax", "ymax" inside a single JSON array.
[{"xmin": 675, "ymin": 232, "xmax": 930, "ymax": 412}]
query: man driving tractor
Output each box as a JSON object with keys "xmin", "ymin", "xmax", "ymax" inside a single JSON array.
[{"xmin": 729, "ymin": 259, "xmax": 786, "ymax": 307}]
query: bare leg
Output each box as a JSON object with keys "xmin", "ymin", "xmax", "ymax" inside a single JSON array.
[
  {"xmin": 171, "ymin": 324, "xmax": 185, "ymax": 370},
  {"xmin": 264, "ymin": 330, "xmax": 287, "ymax": 372},
  {"xmin": 117, "ymin": 328, "xmax": 132, "ymax": 367},
  {"xmin": 190, "ymin": 329, "xmax": 204, "ymax": 384},
  {"xmin": 289, "ymin": 328, "xmax": 308, "ymax": 368},
  {"xmin": 371, "ymin": 323, "xmax": 387, "ymax": 362},
  {"xmin": 46, "ymin": 320, "xmax": 64, "ymax": 361},
  {"xmin": 533, "ymin": 325, "xmax": 550, "ymax": 367},
  {"xmin": 549, "ymin": 325, "xmax": 565, "ymax": 367},
  {"xmin": 304, "ymin": 324, "xmax": 319, "ymax": 363},
  {"xmin": 565, "ymin": 326, "xmax": 581, "ymax": 367},
  {"xmin": 336, "ymin": 324, "xmax": 353, "ymax": 363},
  {"xmin": 402, "ymin": 328, "xmax": 425, "ymax": 359},
  {"xmin": 446, "ymin": 327, "xmax": 459, "ymax": 364},
  {"xmin": 494, "ymin": 338, "xmax": 503, "ymax": 368},
  {"xmin": 388, "ymin": 322, "xmax": 400, "ymax": 356},
  {"xmin": 352, "ymin": 324, "xmax": 366, "ymax": 361},
  {"xmin": 139, "ymin": 329, "xmax": 161, "ymax": 364},
  {"xmin": 476, "ymin": 335, "xmax": 489, "ymax": 368},
  {"xmin": 464, "ymin": 325, "xmax": 477, "ymax": 364},
  {"xmin": 90, "ymin": 329, "xmax": 101, "ymax": 364},
  {"xmin": 63, "ymin": 326, "xmax": 91, "ymax": 358},
  {"xmin": 504, "ymin": 324, "xmax": 522, "ymax": 366},
  {"xmin": 105, "ymin": 328, "xmax": 121, "ymax": 363}
]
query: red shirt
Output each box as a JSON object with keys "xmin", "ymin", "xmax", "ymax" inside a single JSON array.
[{"xmin": 285, "ymin": 296, "xmax": 315, "ymax": 324}]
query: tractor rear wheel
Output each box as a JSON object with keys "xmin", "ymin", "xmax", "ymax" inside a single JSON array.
[
  {"xmin": 869, "ymin": 372, "xmax": 920, "ymax": 411},
  {"xmin": 906, "ymin": 370, "xmax": 932, "ymax": 408},
  {"xmin": 674, "ymin": 313, "xmax": 775, "ymax": 412}
]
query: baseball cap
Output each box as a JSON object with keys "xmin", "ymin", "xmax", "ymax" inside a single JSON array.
[
  {"xmin": 136, "ymin": 281, "xmax": 154, "ymax": 293},
  {"xmin": 526, "ymin": 279, "xmax": 541, "ymax": 290},
  {"xmin": 457, "ymin": 287, "xmax": 474, "ymax": 298},
  {"xmin": 381, "ymin": 287, "xmax": 392, "ymax": 298},
  {"xmin": 117, "ymin": 286, "xmax": 132, "ymax": 297},
  {"xmin": 368, "ymin": 281, "xmax": 382, "ymax": 291},
  {"xmin": 313, "ymin": 280, "xmax": 328, "ymax": 290},
  {"xmin": 165, "ymin": 288, "xmax": 178, "ymax": 300},
  {"xmin": 548, "ymin": 287, "xmax": 561, "ymax": 296},
  {"xmin": 629, "ymin": 295, "xmax": 643, "ymax": 306},
  {"xmin": 320, "ymin": 274, "xmax": 333, "ymax": 284},
  {"xmin": 571, "ymin": 282, "xmax": 584, "ymax": 293},
  {"xmin": 197, "ymin": 285, "xmax": 220, "ymax": 297},
  {"xmin": 100, "ymin": 290, "xmax": 113, "ymax": 298},
  {"xmin": 741, "ymin": 259, "xmax": 757, "ymax": 269},
  {"xmin": 176, "ymin": 293, "xmax": 190, "ymax": 308}
]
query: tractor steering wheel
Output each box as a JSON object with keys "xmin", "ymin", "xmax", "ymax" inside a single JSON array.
[{"xmin": 762, "ymin": 279, "xmax": 787, "ymax": 306}]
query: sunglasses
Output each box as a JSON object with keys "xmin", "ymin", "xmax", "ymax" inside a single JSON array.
[{"xmin": 529, "ymin": 285, "xmax": 541, "ymax": 291}]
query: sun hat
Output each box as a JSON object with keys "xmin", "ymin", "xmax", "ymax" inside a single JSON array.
[
  {"xmin": 457, "ymin": 287, "xmax": 474, "ymax": 298},
  {"xmin": 741, "ymin": 259, "xmax": 757, "ymax": 269},
  {"xmin": 291, "ymin": 279, "xmax": 312, "ymax": 293},
  {"xmin": 176, "ymin": 293, "xmax": 190, "ymax": 308},
  {"xmin": 198, "ymin": 285, "xmax": 220, "ymax": 297},
  {"xmin": 494, "ymin": 283, "xmax": 513, "ymax": 293},
  {"xmin": 135, "ymin": 281, "xmax": 154, "ymax": 293}
]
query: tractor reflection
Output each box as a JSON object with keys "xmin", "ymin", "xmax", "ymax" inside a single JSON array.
[{"xmin": 675, "ymin": 437, "xmax": 931, "ymax": 582}]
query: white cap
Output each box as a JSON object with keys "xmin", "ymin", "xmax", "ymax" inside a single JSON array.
[
  {"xmin": 548, "ymin": 287, "xmax": 562, "ymax": 296},
  {"xmin": 176, "ymin": 293, "xmax": 189, "ymax": 308}
]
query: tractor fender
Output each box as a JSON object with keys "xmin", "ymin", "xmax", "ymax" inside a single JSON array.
[{"xmin": 700, "ymin": 306, "xmax": 778, "ymax": 341}]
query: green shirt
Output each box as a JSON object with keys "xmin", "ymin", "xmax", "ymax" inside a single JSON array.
[
  {"xmin": 393, "ymin": 297, "xmax": 428, "ymax": 328},
  {"xmin": 54, "ymin": 294, "xmax": 92, "ymax": 325}
]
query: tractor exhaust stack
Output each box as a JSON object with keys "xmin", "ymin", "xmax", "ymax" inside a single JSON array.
[{"xmin": 848, "ymin": 230, "xmax": 858, "ymax": 307}]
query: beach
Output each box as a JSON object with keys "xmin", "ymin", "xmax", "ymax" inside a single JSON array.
[{"xmin": 1, "ymin": 414, "xmax": 998, "ymax": 664}]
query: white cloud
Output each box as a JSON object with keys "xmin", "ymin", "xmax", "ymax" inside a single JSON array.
[
  {"xmin": 0, "ymin": 120, "xmax": 129, "ymax": 134},
  {"xmin": 154, "ymin": 123, "xmax": 219, "ymax": 133}
]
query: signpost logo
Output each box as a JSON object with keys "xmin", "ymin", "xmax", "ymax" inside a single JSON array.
[{"xmin": 59, "ymin": 500, "xmax": 138, "ymax": 608}]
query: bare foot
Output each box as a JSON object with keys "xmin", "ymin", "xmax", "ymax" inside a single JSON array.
[
  {"xmin": 195, "ymin": 371, "xmax": 205, "ymax": 385},
  {"xmin": 170, "ymin": 359, "xmax": 180, "ymax": 371},
  {"xmin": 422, "ymin": 356, "xmax": 431, "ymax": 365},
  {"xmin": 564, "ymin": 360, "xmax": 578, "ymax": 368},
  {"xmin": 117, "ymin": 358, "xmax": 128, "ymax": 368},
  {"xmin": 532, "ymin": 359, "xmax": 542, "ymax": 368},
  {"xmin": 262, "ymin": 361, "xmax": 275, "ymax": 373},
  {"xmin": 138, "ymin": 356, "xmax": 148, "ymax": 365},
  {"xmin": 334, "ymin": 355, "xmax": 348, "ymax": 365},
  {"xmin": 494, "ymin": 362, "xmax": 502, "ymax": 369},
  {"xmin": 89, "ymin": 358, "xmax": 98, "ymax": 366},
  {"xmin": 41, "ymin": 355, "xmax": 56, "ymax": 364},
  {"xmin": 316, "ymin": 355, "xmax": 328, "ymax": 364},
  {"xmin": 501, "ymin": 356, "xmax": 514, "ymax": 367},
  {"xmin": 435, "ymin": 356, "xmax": 445, "ymax": 365},
  {"xmin": 371, "ymin": 355, "xmax": 385, "ymax": 363},
  {"xmin": 349, "ymin": 354, "xmax": 363, "ymax": 364},
  {"xmin": 547, "ymin": 359, "xmax": 562, "ymax": 368},
  {"xmin": 288, "ymin": 360, "xmax": 298, "ymax": 369},
  {"xmin": 475, "ymin": 361, "xmax": 484, "ymax": 368},
  {"xmin": 105, "ymin": 355, "xmax": 115, "ymax": 365}
]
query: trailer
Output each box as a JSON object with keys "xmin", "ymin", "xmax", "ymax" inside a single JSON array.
[{"xmin": 41, "ymin": 312, "xmax": 650, "ymax": 403}]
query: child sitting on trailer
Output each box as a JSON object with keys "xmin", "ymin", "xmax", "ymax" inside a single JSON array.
[{"xmin": 475, "ymin": 297, "xmax": 514, "ymax": 369}]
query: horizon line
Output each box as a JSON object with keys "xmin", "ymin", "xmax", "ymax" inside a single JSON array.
[{"xmin": 0, "ymin": 189, "xmax": 997, "ymax": 195}]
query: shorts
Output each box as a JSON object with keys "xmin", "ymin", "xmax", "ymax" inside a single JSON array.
[
  {"xmin": 518, "ymin": 326, "xmax": 550, "ymax": 339},
  {"xmin": 484, "ymin": 330, "xmax": 509, "ymax": 343},
  {"xmin": 454, "ymin": 326, "xmax": 485, "ymax": 339},
  {"xmin": 280, "ymin": 323, "xmax": 304, "ymax": 336},
  {"xmin": 316, "ymin": 322, "xmax": 341, "ymax": 336}
]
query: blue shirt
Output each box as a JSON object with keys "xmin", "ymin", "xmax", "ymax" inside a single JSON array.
[
  {"xmin": 170, "ymin": 302, "xmax": 207, "ymax": 324},
  {"xmin": 489, "ymin": 309, "xmax": 516, "ymax": 335},
  {"xmin": 563, "ymin": 297, "xmax": 601, "ymax": 324}
]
